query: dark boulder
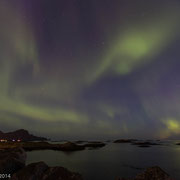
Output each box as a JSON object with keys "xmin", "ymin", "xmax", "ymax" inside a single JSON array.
[
  {"xmin": 0, "ymin": 148, "xmax": 26, "ymax": 175},
  {"xmin": 41, "ymin": 166, "xmax": 83, "ymax": 180},
  {"xmin": 11, "ymin": 162, "xmax": 83, "ymax": 180},
  {"xmin": 135, "ymin": 166, "xmax": 174, "ymax": 180},
  {"xmin": 11, "ymin": 162, "xmax": 48, "ymax": 180},
  {"xmin": 117, "ymin": 166, "xmax": 174, "ymax": 180}
]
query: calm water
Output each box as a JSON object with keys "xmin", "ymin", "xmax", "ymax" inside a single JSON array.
[{"xmin": 26, "ymin": 141, "xmax": 180, "ymax": 180}]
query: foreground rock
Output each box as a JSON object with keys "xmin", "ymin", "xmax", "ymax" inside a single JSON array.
[
  {"xmin": 117, "ymin": 166, "xmax": 174, "ymax": 180},
  {"xmin": 0, "ymin": 147, "xmax": 26, "ymax": 175},
  {"xmin": 0, "ymin": 148, "xmax": 83, "ymax": 179},
  {"xmin": 0, "ymin": 148, "xmax": 175, "ymax": 180},
  {"xmin": 11, "ymin": 162, "xmax": 83, "ymax": 180}
]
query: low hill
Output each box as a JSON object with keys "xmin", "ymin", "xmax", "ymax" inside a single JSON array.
[{"xmin": 0, "ymin": 129, "xmax": 48, "ymax": 141}]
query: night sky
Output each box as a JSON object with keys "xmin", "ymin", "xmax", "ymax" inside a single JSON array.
[{"xmin": 0, "ymin": 0, "xmax": 180, "ymax": 140}]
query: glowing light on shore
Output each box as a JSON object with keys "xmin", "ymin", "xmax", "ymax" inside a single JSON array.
[{"xmin": 0, "ymin": 139, "xmax": 7, "ymax": 142}]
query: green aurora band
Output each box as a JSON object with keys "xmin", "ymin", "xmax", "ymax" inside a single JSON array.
[{"xmin": 0, "ymin": 1, "xmax": 180, "ymax": 139}]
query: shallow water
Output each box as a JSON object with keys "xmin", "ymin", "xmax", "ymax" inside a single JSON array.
[{"xmin": 26, "ymin": 141, "xmax": 180, "ymax": 180}]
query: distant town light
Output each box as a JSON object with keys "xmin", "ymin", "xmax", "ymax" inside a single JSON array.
[{"xmin": 0, "ymin": 139, "xmax": 7, "ymax": 142}]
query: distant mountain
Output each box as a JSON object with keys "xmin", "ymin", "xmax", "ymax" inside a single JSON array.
[{"xmin": 0, "ymin": 129, "xmax": 48, "ymax": 141}]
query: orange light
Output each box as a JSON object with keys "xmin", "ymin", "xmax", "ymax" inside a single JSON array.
[{"xmin": 0, "ymin": 139, "xmax": 7, "ymax": 142}]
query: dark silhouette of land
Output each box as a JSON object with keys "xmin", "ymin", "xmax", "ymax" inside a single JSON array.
[{"xmin": 0, "ymin": 129, "xmax": 47, "ymax": 141}]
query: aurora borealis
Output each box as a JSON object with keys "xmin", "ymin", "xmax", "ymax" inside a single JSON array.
[{"xmin": 0, "ymin": 0, "xmax": 180, "ymax": 140}]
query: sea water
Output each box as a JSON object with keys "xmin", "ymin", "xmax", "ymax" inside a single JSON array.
[{"xmin": 26, "ymin": 141, "xmax": 180, "ymax": 180}]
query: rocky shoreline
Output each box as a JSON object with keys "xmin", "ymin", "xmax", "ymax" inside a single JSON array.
[
  {"xmin": 0, "ymin": 141, "xmax": 106, "ymax": 151},
  {"xmin": 0, "ymin": 147, "xmax": 83, "ymax": 180},
  {"xmin": 0, "ymin": 146, "xmax": 176, "ymax": 180},
  {"xmin": 11, "ymin": 161, "xmax": 83, "ymax": 180},
  {"xmin": 0, "ymin": 139, "xmax": 179, "ymax": 179},
  {"xmin": 0, "ymin": 138, "xmax": 179, "ymax": 152}
]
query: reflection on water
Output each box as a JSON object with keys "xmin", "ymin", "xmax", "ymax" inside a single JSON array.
[{"xmin": 26, "ymin": 141, "xmax": 180, "ymax": 180}]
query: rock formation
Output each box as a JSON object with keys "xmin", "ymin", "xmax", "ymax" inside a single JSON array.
[
  {"xmin": 11, "ymin": 162, "xmax": 83, "ymax": 180},
  {"xmin": 0, "ymin": 147, "xmax": 26, "ymax": 175},
  {"xmin": 0, "ymin": 148, "xmax": 175, "ymax": 180},
  {"xmin": 117, "ymin": 166, "xmax": 174, "ymax": 180},
  {"xmin": 0, "ymin": 148, "xmax": 83, "ymax": 180}
]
